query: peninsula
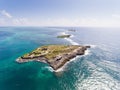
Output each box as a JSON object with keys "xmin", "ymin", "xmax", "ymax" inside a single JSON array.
[{"xmin": 16, "ymin": 45, "xmax": 90, "ymax": 70}]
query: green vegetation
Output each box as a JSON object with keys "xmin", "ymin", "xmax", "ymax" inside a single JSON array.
[
  {"xmin": 57, "ymin": 35, "xmax": 71, "ymax": 38},
  {"xmin": 17, "ymin": 45, "xmax": 89, "ymax": 70},
  {"xmin": 22, "ymin": 45, "xmax": 79, "ymax": 60}
]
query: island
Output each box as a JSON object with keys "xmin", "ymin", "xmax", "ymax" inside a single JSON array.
[
  {"xmin": 16, "ymin": 45, "xmax": 90, "ymax": 70},
  {"xmin": 57, "ymin": 34, "xmax": 71, "ymax": 38},
  {"xmin": 68, "ymin": 29, "xmax": 76, "ymax": 32}
]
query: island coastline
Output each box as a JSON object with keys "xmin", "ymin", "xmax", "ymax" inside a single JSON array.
[{"xmin": 16, "ymin": 45, "xmax": 90, "ymax": 70}]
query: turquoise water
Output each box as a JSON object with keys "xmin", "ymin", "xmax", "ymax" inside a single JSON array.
[{"xmin": 0, "ymin": 27, "xmax": 120, "ymax": 90}]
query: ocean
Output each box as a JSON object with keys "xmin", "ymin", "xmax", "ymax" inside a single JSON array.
[{"xmin": 0, "ymin": 27, "xmax": 120, "ymax": 90}]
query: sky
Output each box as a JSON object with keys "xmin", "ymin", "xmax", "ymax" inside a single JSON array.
[{"xmin": 0, "ymin": 0, "xmax": 120, "ymax": 27}]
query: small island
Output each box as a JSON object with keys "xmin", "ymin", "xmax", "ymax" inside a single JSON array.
[
  {"xmin": 68, "ymin": 29, "xmax": 76, "ymax": 32},
  {"xmin": 57, "ymin": 35, "xmax": 71, "ymax": 38},
  {"xmin": 16, "ymin": 45, "xmax": 90, "ymax": 70}
]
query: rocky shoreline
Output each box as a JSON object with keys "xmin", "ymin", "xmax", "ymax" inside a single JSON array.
[
  {"xmin": 57, "ymin": 34, "xmax": 71, "ymax": 38},
  {"xmin": 16, "ymin": 45, "xmax": 90, "ymax": 70}
]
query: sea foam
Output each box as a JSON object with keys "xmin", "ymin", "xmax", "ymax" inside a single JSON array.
[
  {"xmin": 61, "ymin": 31, "xmax": 79, "ymax": 45},
  {"xmin": 64, "ymin": 38, "xmax": 79, "ymax": 45},
  {"xmin": 53, "ymin": 31, "xmax": 91, "ymax": 72},
  {"xmin": 76, "ymin": 61, "xmax": 120, "ymax": 90}
]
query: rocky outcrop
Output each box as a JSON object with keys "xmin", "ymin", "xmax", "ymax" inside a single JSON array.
[
  {"xmin": 57, "ymin": 35, "xmax": 71, "ymax": 38},
  {"xmin": 47, "ymin": 46, "xmax": 89, "ymax": 70},
  {"xmin": 16, "ymin": 45, "xmax": 90, "ymax": 70}
]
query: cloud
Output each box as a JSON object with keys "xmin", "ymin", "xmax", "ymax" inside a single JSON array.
[
  {"xmin": 34, "ymin": 17, "xmax": 100, "ymax": 27},
  {"xmin": 0, "ymin": 9, "xmax": 120, "ymax": 27},
  {"xmin": 35, "ymin": 17, "xmax": 120, "ymax": 27},
  {"xmin": 0, "ymin": 10, "xmax": 29, "ymax": 26},
  {"xmin": 0, "ymin": 18, "xmax": 5, "ymax": 25},
  {"xmin": 112, "ymin": 14, "xmax": 120, "ymax": 19},
  {"xmin": 13, "ymin": 18, "xmax": 29, "ymax": 25},
  {"xmin": 0, "ymin": 10, "xmax": 12, "ymax": 18}
]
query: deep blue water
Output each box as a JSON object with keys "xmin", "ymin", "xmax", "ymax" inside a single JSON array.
[{"xmin": 0, "ymin": 27, "xmax": 120, "ymax": 90}]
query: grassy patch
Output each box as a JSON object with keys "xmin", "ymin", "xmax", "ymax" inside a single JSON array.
[{"xmin": 22, "ymin": 45, "xmax": 79, "ymax": 60}]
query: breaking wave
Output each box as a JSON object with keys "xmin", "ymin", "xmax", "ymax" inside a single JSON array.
[
  {"xmin": 54, "ymin": 31, "xmax": 91, "ymax": 72},
  {"xmin": 60, "ymin": 31, "xmax": 79, "ymax": 45},
  {"xmin": 76, "ymin": 60, "xmax": 120, "ymax": 90},
  {"xmin": 56, "ymin": 31, "xmax": 120, "ymax": 90}
]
